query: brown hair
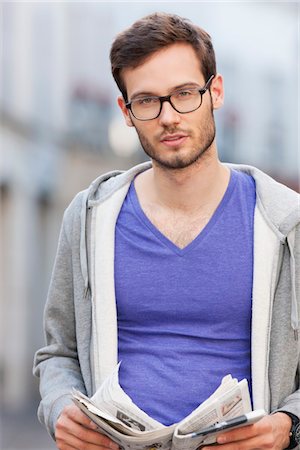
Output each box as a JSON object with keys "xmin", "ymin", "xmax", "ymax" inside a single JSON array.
[{"xmin": 110, "ymin": 12, "xmax": 217, "ymax": 102}]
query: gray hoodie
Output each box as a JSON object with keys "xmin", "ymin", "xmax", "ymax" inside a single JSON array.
[{"xmin": 33, "ymin": 162, "xmax": 300, "ymax": 443}]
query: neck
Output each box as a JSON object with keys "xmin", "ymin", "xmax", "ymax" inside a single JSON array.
[{"xmin": 136, "ymin": 151, "xmax": 230, "ymax": 213}]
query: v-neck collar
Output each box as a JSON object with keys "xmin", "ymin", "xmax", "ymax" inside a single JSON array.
[{"xmin": 129, "ymin": 169, "xmax": 237, "ymax": 256}]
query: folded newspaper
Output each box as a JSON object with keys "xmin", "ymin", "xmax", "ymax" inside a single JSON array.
[{"xmin": 72, "ymin": 364, "xmax": 252, "ymax": 450}]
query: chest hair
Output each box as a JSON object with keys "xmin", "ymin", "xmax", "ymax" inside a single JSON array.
[{"xmin": 143, "ymin": 205, "xmax": 212, "ymax": 249}]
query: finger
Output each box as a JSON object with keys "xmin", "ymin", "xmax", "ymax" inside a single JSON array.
[
  {"xmin": 205, "ymin": 433, "xmax": 276, "ymax": 450},
  {"xmin": 56, "ymin": 414, "xmax": 119, "ymax": 449},
  {"xmin": 217, "ymin": 417, "xmax": 271, "ymax": 444},
  {"xmin": 217, "ymin": 423, "xmax": 258, "ymax": 444},
  {"xmin": 65, "ymin": 403, "xmax": 99, "ymax": 430},
  {"xmin": 57, "ymin": 429, "xmax": 119, "ymax": 450},
  {"xmin": 56, "ymin": 442, "xmax": 77, "ymax": 450}
]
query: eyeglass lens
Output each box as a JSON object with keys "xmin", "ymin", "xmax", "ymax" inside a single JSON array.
[{"xmin": 131, "ymin": 89, "xmax": 203, "ymax": 120}]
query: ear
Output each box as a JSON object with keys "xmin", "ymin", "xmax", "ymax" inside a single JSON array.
[
  {"xmin": 117, "ymin": 96, "xmax": 134, "ymax": 127},
  {"xmin": 210, "ymin": 74, "xmax": 224, "ymax": 110}
]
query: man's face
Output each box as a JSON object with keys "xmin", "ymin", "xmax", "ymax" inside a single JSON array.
[{"xmin": 118, "ymin": 43, "xmax": 224, "ymax": 170}]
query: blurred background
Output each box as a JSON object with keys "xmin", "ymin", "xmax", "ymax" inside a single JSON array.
[{"xmin": 0, "ymin": 1, "xmax": 299, "ymax": 449}]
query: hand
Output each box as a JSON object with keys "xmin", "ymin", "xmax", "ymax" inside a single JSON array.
[
  {"xmin": 55, "ymin": 403, "xmax": 120, "ymax": 450},
  {"xmin": 202, "ymin": 412, "xmax": 292, "ymax": 450}
]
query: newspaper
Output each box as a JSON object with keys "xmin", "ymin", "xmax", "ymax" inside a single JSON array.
[{"xmin": 72, "ymin": 364, "xmax": 252, "ymax": 450}]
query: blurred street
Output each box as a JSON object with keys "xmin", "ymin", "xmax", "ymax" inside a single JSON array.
[{"xmin": 1, "ymin": 408, "xmax": 56, "ymax": 450}]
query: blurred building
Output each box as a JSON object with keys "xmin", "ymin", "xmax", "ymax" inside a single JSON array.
[
  {"xmin": 0, "ymin": 3, "xmax": 298, "ymax": 445},
  {"xmin": 0, "ymin": 2, "xmax": 140, "ymax": 415}
]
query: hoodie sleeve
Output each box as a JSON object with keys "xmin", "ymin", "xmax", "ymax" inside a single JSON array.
[
  {"xmin": 33, "ymin": 199, "xmax": 87, "ymax": 440},
  {"xmin": 279, "ymin": 224, "xmax": 300, "ymax": 420},
  {"xmin": 273, "ymin": 223, "xmax": 300, "ymax": 422}
]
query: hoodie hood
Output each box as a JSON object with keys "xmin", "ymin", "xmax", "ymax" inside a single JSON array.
[
  {"xmin": 85, "ymin": 162, "xmax": 299, "ymax": 236},
  {"xmin": 227, "ymin": 164, "xmax": 299, "ymax": 239}
]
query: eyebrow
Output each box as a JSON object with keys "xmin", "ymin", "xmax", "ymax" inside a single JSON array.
[{"xmin": 130, "ymin": 82, "xmax": 202, "ymax": 101}]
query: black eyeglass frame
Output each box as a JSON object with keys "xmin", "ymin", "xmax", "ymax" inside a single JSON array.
[{"xmin": 125, "ymin": 74, "xmax": 215, "ymax": 121}]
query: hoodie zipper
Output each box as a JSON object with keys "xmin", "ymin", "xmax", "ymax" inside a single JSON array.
[{"xmin": 287, "ymin": 230, "xmax": 299, "ymax": 341}]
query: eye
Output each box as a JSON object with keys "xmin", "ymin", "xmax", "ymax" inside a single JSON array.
[
  {"xmin": 175, "ymin": 89, "xmax": 197, "ymax": 98},
  {"xmin": 179, "ymin": 90, "xmax": 192, "ymax": 97},
  {"xmin": 136, "ymin": 97, "xmax": 159, "ymax": 106}
]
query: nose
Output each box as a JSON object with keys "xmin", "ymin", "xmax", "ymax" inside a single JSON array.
[{"xmin": 158, "ymin": 100, "xmax": 181, "ymax": 127}]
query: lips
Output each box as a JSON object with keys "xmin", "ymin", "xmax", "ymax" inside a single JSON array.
[{"xmin": 160, "ymin": 133, "xmax": 188, "ymax": 147}]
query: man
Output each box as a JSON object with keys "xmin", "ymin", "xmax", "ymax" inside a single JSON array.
[{"xmin": 33, "ymin": 12, "xmax": 300, "ymax": 450}]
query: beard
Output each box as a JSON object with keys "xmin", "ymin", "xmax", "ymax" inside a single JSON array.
[{"xmin": 134, "ymin": 105, "xmax": 216, "ymax": 170}]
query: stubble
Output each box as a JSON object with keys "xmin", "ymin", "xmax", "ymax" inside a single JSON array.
[{"xmin": 134, "ymin": 106, "xmax": 216, "ymax": 171}]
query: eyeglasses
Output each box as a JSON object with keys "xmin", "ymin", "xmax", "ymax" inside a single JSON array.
[{"xmin": 125, "ymin": 75, "xmax": 215, "ymax": 121}]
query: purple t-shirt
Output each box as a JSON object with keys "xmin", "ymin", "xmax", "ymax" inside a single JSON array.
[{"xmin": 114, "ymin": 169, "xmax": 256, "ymax": 425}]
